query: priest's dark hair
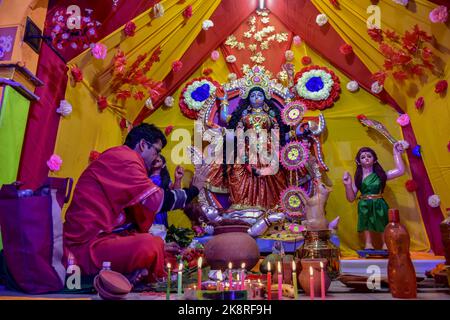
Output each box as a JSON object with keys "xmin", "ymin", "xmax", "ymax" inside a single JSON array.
[{"xmin": 124, "ymin": 123, "xmax": 167, "ymax": 149}]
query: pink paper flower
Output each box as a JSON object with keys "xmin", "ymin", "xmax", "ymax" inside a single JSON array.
[
  {"xmin": 183, "ymin": 5, "xmax": 193, "ymax": 19},
  {"xmin": 97, "ymin": 96, "xmax": 108, "ymax": 111},
  {"xmin": 429, "ymin": 5, "xmax": 448, "ymax": 23},
  {"xmin": 301, "ymin": 56, "xmax": 311, "ymax": 65},
  {"xmin": 124, "ymin": 21, "xmax": 136, "ymax": 37},
  {"xmin": 396, "ymin": 113, "xmax": 410, "ymax": 126},
  {"xmin": 172, "ymin": 60, "xmax": 183, "ymax": 72},
  {"xmin": 415, "ymin": 97, "xmax": 424, "ymax": 110},
  {"xmin": 47, "ymin": 154, "xmax": 63, "ymax": 172},
  {"xmin": 293, "ymin": 35, "xmax": 302, "ymax": 46},
  {"xmin": 91, "ymin": 43, "xmax": 108, "ymax": 60},
  {"xmin": 211, "ymin": 50, "xmax": 220, "ymax": 61}
]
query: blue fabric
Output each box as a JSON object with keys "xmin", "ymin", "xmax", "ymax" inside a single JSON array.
[
  {"xmin": 150, "ymin": 174, "xmax": 169, "ymax": 228},
  {"xmin": 305, "ymin": 76, "xmax": 324, "ymax": 92},
  {"xmin": 191, "ymin": 84, "xmax": 210, "ymax": 102}
]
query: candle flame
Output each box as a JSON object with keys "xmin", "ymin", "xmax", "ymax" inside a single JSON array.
[
  {"xmin": 198, "ymin": 257, "xmax": 203, "ymax": 268},
  {"xmin": 277, "ymin": 261, "xmax": 281, "ymax": 273},
  {"xmin": 228, "ymin": 262, "xmax": 232, "ymax": 269},
  {"xmin": 179, "ymin": 263, "xmax": 183, "ymax": 272},
  {"xmin": 217, "ymin": 270, "xmax": 223, "ymax": 281},
  {"xmin": 167, "ymin": 262, "xmax": 171, "ymax": 269},
  {"xmin": 309, "ymin": 266, "xmax": 313, "ymax": 276},
  {"xmin": 292, "ymin": 261, "xmax": 296, "ymax": 272},
  {"xmin": 267, "ymin": 262, "xmax": 271, "ymax": 271},
  {"xmin": 241, "ymin": 262, "xmax": 245, "ymax": 269}
]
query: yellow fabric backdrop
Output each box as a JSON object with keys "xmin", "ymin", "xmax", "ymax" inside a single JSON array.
[{"xmin": 312, "ymin": 0, "xmax": 450, "ymax": 217}]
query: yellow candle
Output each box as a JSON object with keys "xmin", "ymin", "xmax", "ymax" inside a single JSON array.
[{"xmin": 292, "ymin": 261, "xmax": 298, "ymax": 300}]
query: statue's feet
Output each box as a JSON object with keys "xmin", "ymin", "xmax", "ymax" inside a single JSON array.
[{"xmin": 328, "ymin": 216, "xmax": 340, "ymax": 230}]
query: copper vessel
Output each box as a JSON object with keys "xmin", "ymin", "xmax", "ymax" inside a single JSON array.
[{"xmin": 296, "ymin": 229, "xmax": 340, "ymax": 280}]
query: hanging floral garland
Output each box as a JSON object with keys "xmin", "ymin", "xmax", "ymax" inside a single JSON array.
[
  {"xmin": 179, "ymin": 77, "xmax": 221, "ymax": 119},
  {"xmin": 281, "ymin": 100, "xmax": 306, "ymax": 126},
  {"xmin": 280, "ymin": 186, "xmax": 308, "ymax": 218},
  {"xmin": 280, "ymin": 141, "xmax": 310, "ymax": 171},
  {"xmin": 294, "ymin": 66, "xmax": 341, "ymax": 110}
]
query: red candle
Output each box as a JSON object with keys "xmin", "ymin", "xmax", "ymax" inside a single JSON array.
[
  {"xmin": 228, "ymin": 262, "xmax": 233, "ymax": 289},
  {"xmin": 277, "ymin": 261, "xmax": 282, "ymax": 300},
  {"xmin": 217, "ymin": 270, "xmax": 223, "ymax": 291},
  {"xmin": 320, "ymin": 261, "xmax": 325, "ymax": 300},
  {"xmin": 309, "ymin": 266, "xmax": 314, "ymax": 300},
  {"xmin": 240, "ymin": 263, "xmax": 246, "ymax": 290},
  {"xmin": 267, "ymin": 262, "xmax": 272, "ymax": 301},
  {"xmin": 197, "ymin": 257, "xmax": 202, "ymax": 290}
]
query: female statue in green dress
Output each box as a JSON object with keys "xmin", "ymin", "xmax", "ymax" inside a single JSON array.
[{"xmin": 342, "ymin": 142, "xmax": 405, "ymax": 250}]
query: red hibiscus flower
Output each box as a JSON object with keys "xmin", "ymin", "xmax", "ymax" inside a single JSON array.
[
  {"xmin": 89, "ymin": 151, "xmax": 101, "ymax": 162},
  {"xmin": 71, "ymin": 66, "xmax": 83, "ymax": 83},
  {"xmin": 368, "ymin": 27, "xmax": 383, "ymax": 43},
  {"xmin": 172, "ymin": 60, "xmax": 183, "ymax": 73},
  {"xmin": 415, "ymin": 97, "xmax": 424, "ymax": 110},
  {"xmin": 97, "ymin": 96, "xmax": 108, "ymax": 111},
  {"xmin": 202, "ymin": 68, "xmax": 213, "ymax": 76},
  {"xmin": 339, "ymin": 43, "xmax": 353, "ymax": 55},
  {"xmin": 183, "ymin": 5, "xmax": 193, "ymax": 19},
  {"xmin": 435, "ymin": 80, "xmax": 448, "ymax": 94},
  {"xmin": 124, "ymin": 21, "xmax": 136, "ymax": 37},
  {"xmin": 405, "ymin": 179, "xmax": 419, "ymax": 192},
  {"xmin": 301, "ymin": 56, "xmax": 312, "ymax": 65},
  {"xmin": 356, "ymin": 114, "xmax": 367, "ymax": 121},
  {"xmin": 165, "ymin": 125, "xmax": 174, "ymax": 136}
]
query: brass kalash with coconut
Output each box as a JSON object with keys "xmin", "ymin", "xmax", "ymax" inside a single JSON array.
[{"xmin": 187, "ymin": 65, "xmax": 341, "ymax": 298}]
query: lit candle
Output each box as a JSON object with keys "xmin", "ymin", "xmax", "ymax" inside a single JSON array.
[
  {"xmin": 267, "ymin": 262, "xmax": 272, "ymax": 301},
  {"xmin": 240, "ymin": 263, "xmax": 246, "ymax": 290},
  {"xmin": 197, "ymin": 257, "xmax": 203, "ymax": 290},
  {"xmin": 177, "ymin": 262, "xmax": 183, "ymax": 296},
  {"xmin": 320, "ymin": 261, "xmax": 325, "ymax": 300},
  {"xmin": 166, "ymin": 263, "xmax": 171, "ymax": 300},
  {"xmin": 277, "ymin": 261, "xmax": 282, "ymax": 300},
  {"xmin": 309, "ymin": 266, "xmax": 314, "ymax": 300},
  {"xmin": 228, "ymin": 262, "xmax": 233, "ymax": 289},
  {"xmin": 292, "ymin": 261, "xmax": 298, "ymax": 300}
]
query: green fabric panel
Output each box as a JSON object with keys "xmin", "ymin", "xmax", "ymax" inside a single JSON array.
[{"xmin": 0, "ymin": 86, "xmax": 31, "ymax": 251}]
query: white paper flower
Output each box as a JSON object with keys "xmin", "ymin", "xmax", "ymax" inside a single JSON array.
[
  {"xmin": 164, "ymin": 96, "xmax": 174, "ymax": 107},
  {"xmin": 346, "ymin": 81, "xmax": 359, "ymax": 92},
  {"xmin": 285, "ymin": 50, "xmax": 294, "ymax": 62},
  {"xmin": 226, "ymin": 55, "xmax": 236, "ymax": 63},
  {"xmin": 371, "ymin": 81, "xmax": 383, "ymax": 94},
  {"xmin": 202, "ymin": 20, "xmax": 214, "ymax": 31},
  {"xmin": 56, "ymin": 100, "xmax": 72, "ymax": 117},
  {"xmin": 316, "ymin": 14, "xmax": 328, "ymax": 27},
  {"xmin": 228, "ymin": 73, "xmax": 237, "ymax": 81},
  {"xmin": 145, "ymin": 97, "xmax": 154, "ymax": 109},
  {"xmin": 399, "ymin": 140, "xmax": 410, "ymax": 150},
  {"xmin": 153, "ymin": 3, "xmax": 164, "ymax": 18},
  {"xmin": 428, "ymin": 194, "xmax": 441, "ymax": 208},
  {"xmin": 392, "ymin": 0, "xmax": 408, "ymax": 6}
]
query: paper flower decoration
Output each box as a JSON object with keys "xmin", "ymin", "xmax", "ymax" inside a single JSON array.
[
  {"xmin": 164, "ymin": 96, "xmax": 174, "ymax": 107},
  {"xmin": 124, "ymin": 21, "xmax": 136, "ymax": 37},
  {"xmin": 405, "ymin": 179, "xmax": 418, "ymax": 192},
  {"xmin": 415, "ymin": 97, "xmax": 424, "ymax": 110},
  {"xmin": 228, "ymin": 73, "xmax": 237, "ymax": 81},
  {"xmin": 165, "ymin": 125, "xmax": 174, "ymax": 136},
  {"xmin": 89, "ymin": 151, "xmax": 101, "ymax": 162},
  {"xmin": 119, "ymin": 118, "xmax": 128, "ymax": 129},
  {"xmin": 448, "ymin": 141, "xmax": 450, "ymax": 152},
  {"xmin": 211, "ymin": 50, "xmax": 220, "ymax": 61},
  {"xmin": 412, "ymin": 145, "xmax": 421, "ymax": 157},
  {"xmin": 396, "ymin": 113, "xmax": 410, "ymax": 126},
  {"xmin": 428, "ymin": 194, "xmax": 441, "ymax": 208},
  {"xmin": 153, "ymin": 3, "xmax": 164, "ymax": 18},
  {"xmin": 357, "ymin": 114, "xmax": 367, "ymax": 121},
  {"xmin": 346, "ymin": 81, "xmax": 359, "ymax": 92},
  {"xmin": 301, "ymin": 56, "xmax": 311, "ymax": 65},
  {"xmin": 226, "ymin": 55, "xmax": 237, "ymax": 63},
  {"xmin": 280, "ymin": 186, "xmax": 308, "ymax": 217},
  {"xmin": 202, "ymin": 20, "xmax": 214, "ymax": 30},
  {"xmin": 316, "ymin": 14, "xmax": 328, "ymax": 27},
  {"xmin": 280, "ymin": 142, "xmax": 309, "ymax": 171},
  {"xmin": 183, "ymin": 5, "xmax": 193, "ymax": 19},
  {"xmin": 91, "ymin": 43, "xmax": 108, "ymax": 60},
  {"xmin": 172, "ymin": 60, "xmax": 183, "ymax": 73},
  {"xmin": 368, "ymin": 27, "xmax": 383, "ymax": 43},
  {"xmin": 97, "ymin": 96, "xmax": 108, "ymax": 111},
  {"xmin": 293, "ymin": 35, "xmax": 302, "ymax": 46},
  {"xmin": 281, "ymin": 101, "xmax": 306, "ymax": 126},
  {"xmin": 179, "ymin": 77, "xmax": 220, "ymax": 119},
  {"xmin": 339, "ymin": 44, "xmax": 353, "ymax": 55},
  {"xmin": 47, "ymin": 154, "xmax": 62, "ymax": 172},
  {"xmin": 56, "ymin": 100, "xmax": 72, "ymax": 117},
  {"xmin": 371, "ymin": 81, "xmax": 383, "ymax": 94},
  {"xmin": 429, "ymin": 5, "xmax": 448, "ymax": 23},
  {"xmin": 71, "ymin": 66, "xmax": 83, "ymax": 83},
  {"xmin": 202, "ymin": 67, "xmax": 213, "ymax": 76},
  {"xmin": 435, "ymin": 80, "xmax": 448, "ymax": 94},
  {"xmin": 392, "ymin": 0, "xmax": 408, "ymax": 6},
  {"xmin": 285, "ymin": 50, "xmax": 294, "ymax": 62}
]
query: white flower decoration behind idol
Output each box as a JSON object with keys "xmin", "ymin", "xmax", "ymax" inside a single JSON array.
[
  {"xmin": 153, "ymin": 3, "xmax": 164, "ymax": 18},
  {"xmin": 346, "ymin": 81, "xmax": 359, "ymax": 92},
  {"xmin": 56, "ymin": 100, "xmax": 72, "ymax": 117},
  {"xmin": 226, "ymin": 55, "xmax": 237, "ymax": 63},
  {"xmin": 428, "ymin": 194, "xmax": 441, "ymax": 208},
  {"xmin": 164, "ymin": 96, "xmax": 174, "ymax": 107},
  {"xmin": 295, "ymin": 69, "xmax": 335, "ymax": 101},
  {"xmin": 316, "ymin": 14, "xmax": 328, "ymax": 27},
  {"xmin": 202, "ymin": 20, "xmax": 214, "ymax": 31},
  {"xmin": 371, "ymin": 81, "xmax": 383, "ymax": 94}
]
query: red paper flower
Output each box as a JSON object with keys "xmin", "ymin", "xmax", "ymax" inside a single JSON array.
[
  {"xmin": 405, "ymin": 179, "xmax": 419, "ymax": 192},
  {"xmin": 368, "ymin": 27, "xmax": 383, "ymax": 43},
  {"xmin": 447, "ymin": 141, "xmax": 450, "ymax": 152},
  {"xmin": 116, "ymin": 90, "xmax": 132, "ymax": 101},
  {"xmin": 71, "ymin": 66, "xmax": 83, "ymax": 83},
  {"xmin": 435, "ymin": 80, "xmax": 448, "ymax": 94},
  {"xmin": 329, "ymin": 0, "xmax": 339, "ymax": 8},
  {"xmin": 165, "ymin": 125, "xmax": 174, "ymax": 136},
  {"xmin": 124, "ymin": 21, "xmax": 136, "ymax": 37},
  {"xmin": 172, "ymin": 60, "xmax": 183, "ymax": 73},
  {"xmin": 357, "ymin": 114, "xmax": 367, "ymax": 121},
  {"xmin": 97, "ymin": 96, "xmax": 108, "ymax": 111},
  {"xmin": 119, "ymin": 118, "xmax": 127, "ymax": 129},
  {"xmin": 89, "ymin": 151, "xmax": 101, "ymax": 162},
  {"xmin": 183, "ymin": 5, "xmax": 193, "ymax": 19},
  {"xmin": 301, "ymin": 56, "xmax": 311, "ymax": 65},
  {"xmin": 339, "ymin": 43, "xmax": 353, "ymax": 55},
  {"xmin": 133, "ymin": 91, "xmax": 145, "ymax": 101},
  {"xmin": 415, "ymin": 97, "xmax": 424, "ymax": 110},
  {"xmin": 202, "ymin": 68, "xmax": 213, "ymax": 76}
]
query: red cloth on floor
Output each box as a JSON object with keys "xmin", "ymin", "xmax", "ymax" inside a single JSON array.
[{"xmin": 63, "ymin": 145, "xmax": 164, "ymax": 277}]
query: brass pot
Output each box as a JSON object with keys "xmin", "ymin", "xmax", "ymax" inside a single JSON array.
[{"xmin": 296, "ymin": 229, "xmax": 340, "ymax": 280}]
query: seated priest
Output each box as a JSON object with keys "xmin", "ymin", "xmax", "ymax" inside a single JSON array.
[{"xmin": 63, "ymin": 123, "xmax": 209, "ymax": 283}]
